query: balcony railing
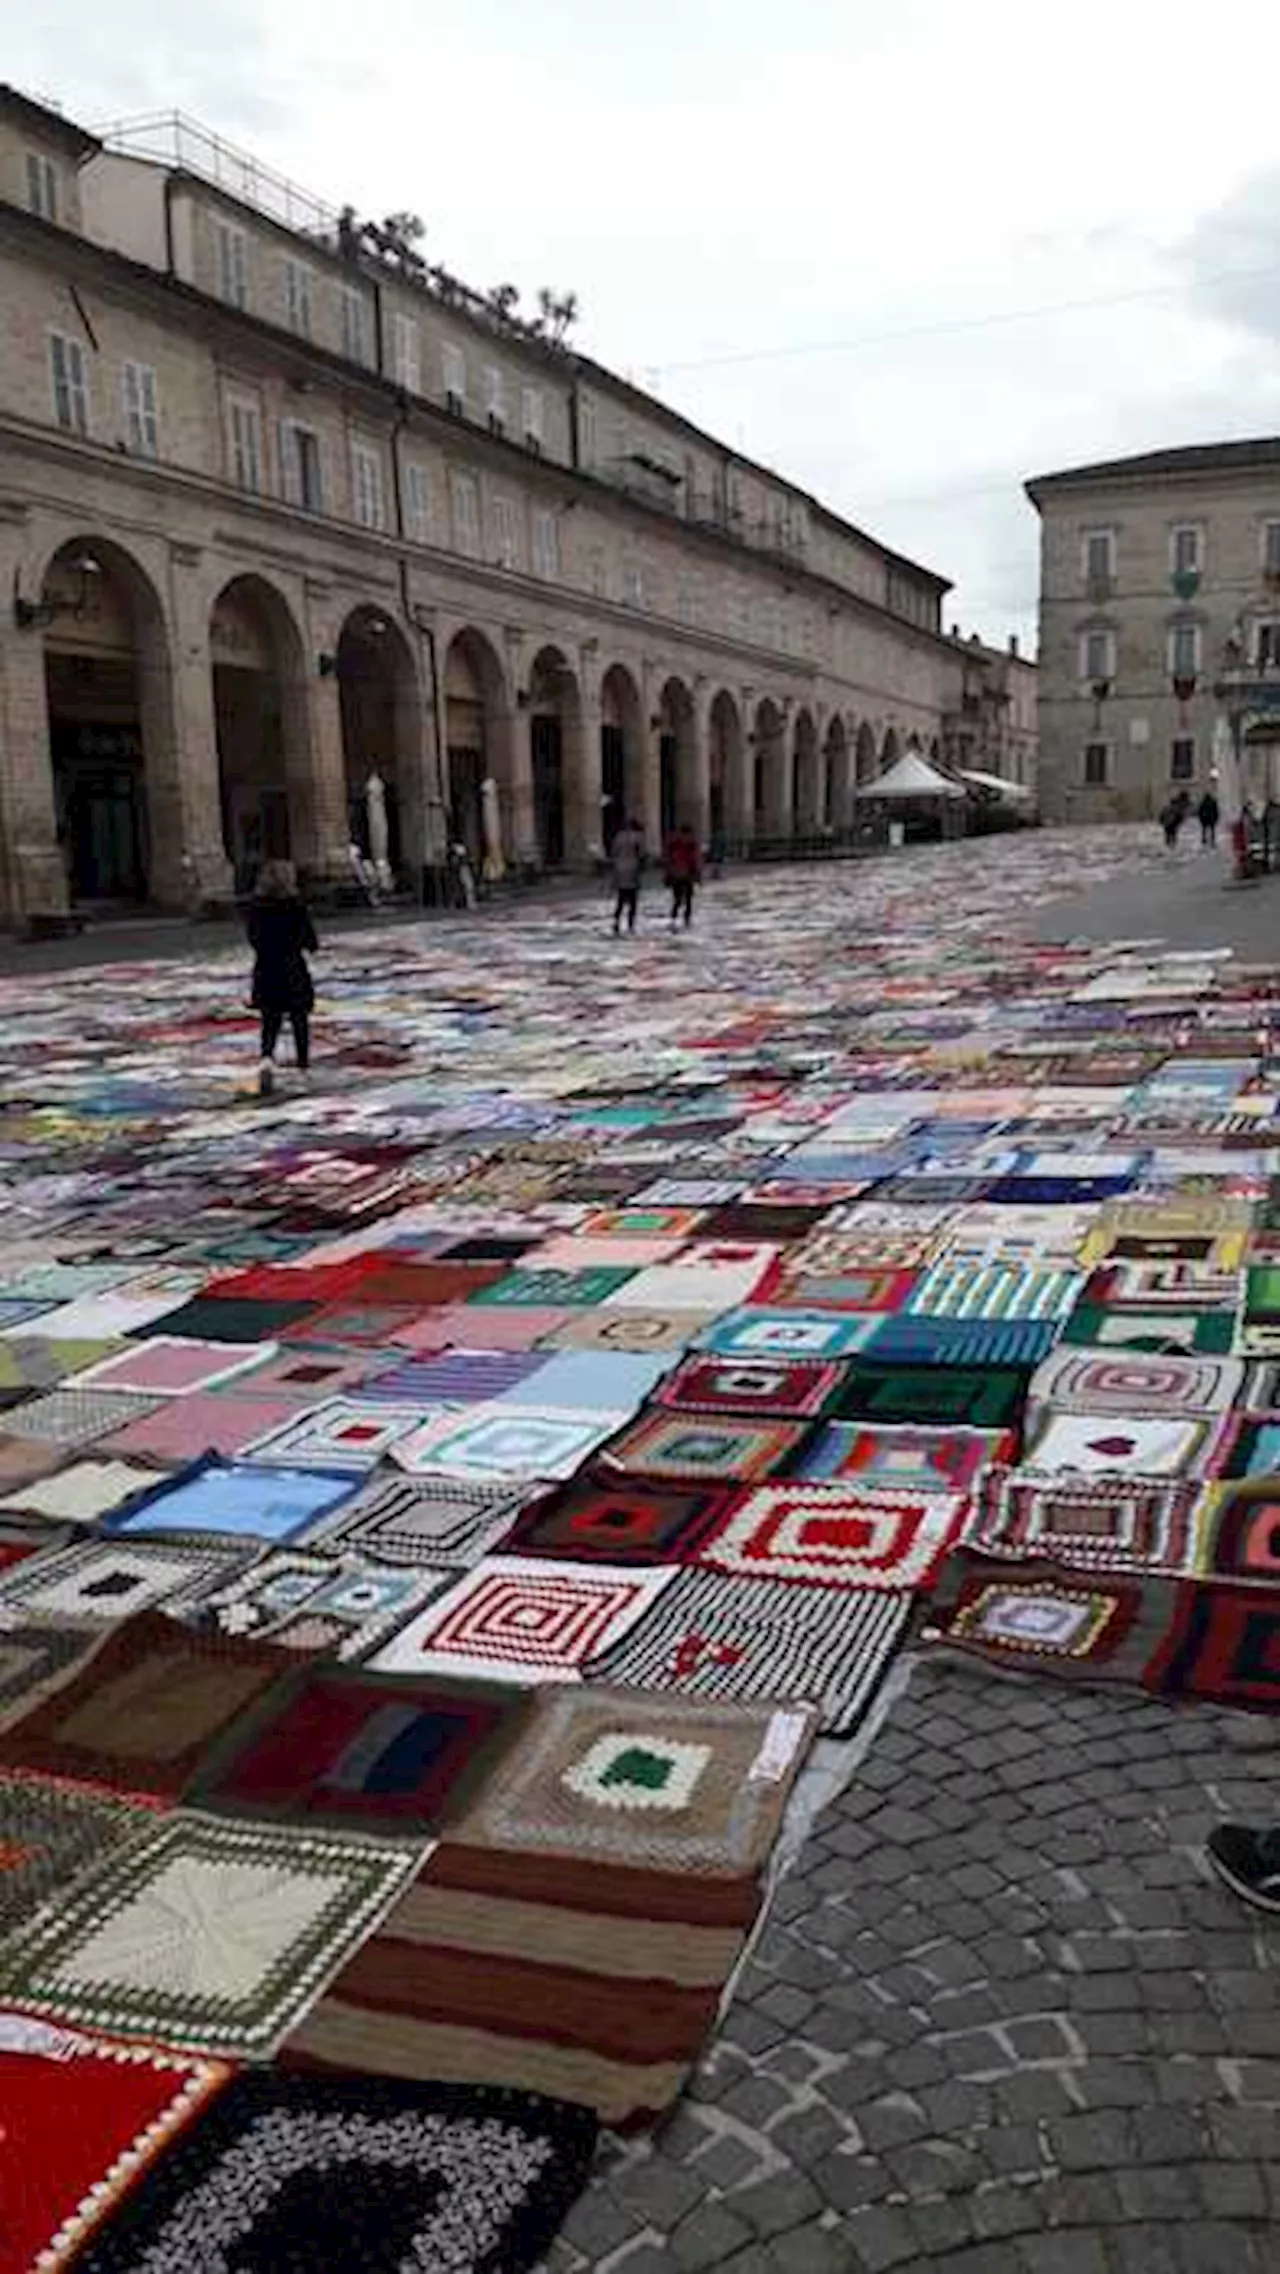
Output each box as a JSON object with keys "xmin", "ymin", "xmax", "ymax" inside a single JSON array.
[{"xmin": 96, "ymin": 111, "xmax": 338, "ymax": 242}]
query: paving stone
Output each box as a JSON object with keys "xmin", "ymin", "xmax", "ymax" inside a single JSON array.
[
  {"xmin": 719, "ymin": 2077, "xmax": 796, "ymax": 2130},
  {"xmin": 1047, "ymin": 2112, "xmax": 1134, "ymax": 2172},
  {"xmin": 1196, "ymin": 2161, "xmax": 1268, "ymax": 2219},
  {"xmin": 696, "ymin": 2136, "xmax": 764, "ymax": 2191},
  {"xmin": 1044, "ymin": 2172, "xmax": 1123, "ymax": 2226},
  {"xmin": 908, "ymin": 2197, "xmax": 977, "ymax": 2255},
  {"xmin": 556, "ymin": 2187, "xmax": 644, "ymax": 2262},
  {"xmin": 1173, "ymin": 2224, "xmax": 1267, "ymax": 2274},
  {"xmin": 770, "ymin": 2106, "xmax": 850, "ymax": 2178},
  {"xmin": 612, "ymin": 2158, "xmax": 705, "ymax": 2228},
  {"xmin": 811, "ymin": 2153, "xmax": 893, "ymax": 2213},
  {"xmin": 838, "ymin": 2205, "xmax": 918, "ymax": 2271},
  {"xmin": 992, "ymin": 2072, "xmax": 1077, "ymax": 2124},
  {"xmin": 768, "ymin": 2226, "xmax": 863, "ymax": 2274},
  {"xmin": 729, "ymin": 2173, "xmax": 824, "ymax": 2239},
  {"xmin": 1114, "ymin": 2163, "xmax": 1203, "ymax": 2219},
  {"xmin": 1019, "ymin": 2236, "xmax": 1110, "ymax": 2274},
  {"xmin": 970, "ymin": 2185, "xmax": 1043, "ymax": 2241},
  {"xmin": 858, "ymin": 2094, "xmax": 931, "ymax": 2153},
  {"xmin": 671, "ymin": 2202, "xmax": 755, "ymax": 2271}
]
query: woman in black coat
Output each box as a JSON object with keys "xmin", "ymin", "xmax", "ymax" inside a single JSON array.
[{"xmin": 247, "ymin": 860, "xmax": 317, "ymax": 1096}]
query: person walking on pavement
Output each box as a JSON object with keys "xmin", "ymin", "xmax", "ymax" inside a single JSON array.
[
  {"xmin": 247, "ymin": 859, "xmax": 317, "ymax": 1097},
  {"xmin": 610, "ymin": 817, "xmax": 645, "ymax": 935},
  {"xmin": 1160, "ymin": 790, "xmax": 1190, "ymax": 850},
  {"xmin": 665, "ymin": 820, "xmax": 703, "ymax": 929},
  {"xmin": 1197, "ymin": 788, "xmax": 1220, "ymax": 849}
]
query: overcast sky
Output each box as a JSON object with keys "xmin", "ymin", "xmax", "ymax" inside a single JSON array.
[{"xmin": 13, "ymin": 0, "xmax": 1280, "ymax": 650}]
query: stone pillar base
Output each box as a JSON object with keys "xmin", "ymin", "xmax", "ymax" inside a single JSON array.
[{"xmin": 8, "ymin": 843, "xmax": 70, "ymax": 931}]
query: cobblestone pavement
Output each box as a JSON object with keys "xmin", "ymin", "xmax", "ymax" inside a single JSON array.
[{"xmin": 545, "ymin": 1660, "xmax": 1280, "ymax": 2272}]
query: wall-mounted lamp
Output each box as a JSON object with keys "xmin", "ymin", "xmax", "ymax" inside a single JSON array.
[
  {"xmin": 12, "ymin": 551, "xmax": 102, "ymax": 632},
  {"xmin": 318, "ymin": 652, "xmax": 339, "ymax": 678},
  {"xmin": 516, "ymin": 687, "xmax": 530, "ymax": 709}
]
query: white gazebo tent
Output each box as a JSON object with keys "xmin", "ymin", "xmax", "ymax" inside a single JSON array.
[
  {"xmin": 958, "ymin": 766, "xmax": 1034, "ymax": 807},
  {"xmin": 856, "ymin": 751, "xmax": 968, "ymax": 803}
]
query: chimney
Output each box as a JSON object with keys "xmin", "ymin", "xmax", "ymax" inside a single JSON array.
[
  {"xmin": 949, "ymin": 623, "xmax": 961, "ymax": 639},
  {"xmin": 1008, "ymin": 633, "xmax": 1019, "ymax": 658}
]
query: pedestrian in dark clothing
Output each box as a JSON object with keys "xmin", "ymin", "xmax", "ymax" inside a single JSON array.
[
  {"xmin": 248, "ymin": 859, "xmax": 317, "ymax": 1097},
  {"xmin": 1161, "ymin": 791, "xmax": 1190, "ymax": 850},
  {"xmin": 665, "ymin": 822, "xmax": 703, "ymax": 928},
  {"xmin": 610, "ymin": 818, "xmax": 644, "ymax": 935},
  {"xmin": 1198, "ymin": 790, "xmax": 1220, "ymax": 849}
]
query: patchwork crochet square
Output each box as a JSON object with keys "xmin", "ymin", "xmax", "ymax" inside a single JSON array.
[
  {"xmin": 0, "ymin": 1611, "xmax": 289, "ymax": 1797},
  {"xmin": 503, "ymin": 1477, "xmax": 732, "ymax": 1564},
  {"xmin": 0, "ymin": 1535, "xmax": 249, "ymax": 1627},
  {"xmin": 370, "ymin": 1557, "xmax": 674, "ymax": 1683},
  {"xmin": 698, "ymin": 1308, "xmax": 880, "ymax": 1360},
  {"xmin": 0, "ymin": 1457, "xmax": 160, "ymax": 1527},
  {"xmin": 102, "ymin": 1455, "xmax": 361, "ymax": 1545},
  {"xmin": 833, "ymin": 1362, "xmax": 1028, "ymax": 1429},
  {"xmin": 241, "ymin": 1398, "xmax": 430, "ymax": 1470},
  {"xmin": 470, "ymin": 1265, "xmax": 638, "ymax": 1307},
  {"xmin": 194, "ymin": 1551, "xmax": 447, "ymax": 1660},
  {"xmin": 584, "ymin": 1566, "xmax": 910, "ymax": 1735},
  {"xmin": 0, "ymin": 1811, "xmax": 423, "ymax": 2058},
  {"xmin": 0, "ymin": 1619, "xmax": 102, "ymax": 1734},
  {"xmin": 1023, "ymin": 1410, "xmax": 1225, "ymax": 1478},
  {"xmin": 906, "ymin": 1258, "xmax": 1084, "ymax": 1320},
  {"xmin": 304, "ymin": 1472, "xmax": 526, "ymax": 1567},
  {"xmin": 925, "ymin": 1556, "xmax": 1150, "ymax": 1679},
  {"xmin": 1, "ymin": 1388, "xmax": 163, "ymax": 1448},
  {"xmin": 695, "ymin": 1483, "xmax": 966, "ymax": 1591},
  {"xmin": 392, "ymin": 1406, "xmax": 617, "ymax": 1483},
  {"xmin": 597, "ymin": 1409, "xmax": 807, "ymax": 1483},
  {"xmin": 1029, "ymin": 1347, "xmax": 1244, "ymax": 1418},
  {"xmin": 655, "ymin": 1354, "xmax": 844, "ymax": 1419},
  {"xmin": 964, "ymin": 1466, "xmax": 1206, "ymax": 1575},
  {"xmin": 0, "ymin": 2018, "xmax": 228, "ymax": 2273},
  {"xmin": 866, "ymin": 1313, "xmax": 1060, "ymax": 1368},
  {"xmin": 1061, "ymin": 1304, "xmax": 1235, "ymax": 1356},
  {"xmin": 189, "ymin": 1664, "xmax": 529, "ymax": 1835},
  {"xmin": 451, "ymin": 1683, "xmax": 812, "ymax": 1876},
  {"xmin": 74, "ymin": 1336, "xmax": 278, "ymax": 1396},
  {"xmin": 73, "ymin": 2069, "xmax": 598, "ymax": 2274},
  {"xmin": 0, "ymin": 1769, "xmax": 161, "ymax": 1942},
  {"xmin": 1195, "ymin": 1485, "xmax": 1280, "ymax": 1582},
  {"xmin": 1144, "ymin": 1581, "xmax": 1280, "ymax": 1709},
  {"xmin": 537, "ymin": 1308, "xmax": 713, "ymax": 1354},
  {"xmin": 791, "ymin": 1422, "xmax": 1013, "ymax": 1491}
]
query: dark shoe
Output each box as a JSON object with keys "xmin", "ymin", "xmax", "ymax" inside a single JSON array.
[
  {"xmin": 1205, "ymin": 1823, "xmax": 1280, "ymax": 1914},
  {"xmin": 258, "ymin": 1057, "xmax": 276, "ymax": 1098}
]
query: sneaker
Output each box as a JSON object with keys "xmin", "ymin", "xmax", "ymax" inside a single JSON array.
[
  {"xmin": 1205, "ymin": 1822, "xmax": 1280, "ymax": 1914},
  {"xmin": 258, "ymin": 1058, "xmax": 275, "ymax": 1098}
]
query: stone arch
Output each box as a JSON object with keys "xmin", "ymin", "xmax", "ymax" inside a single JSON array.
[
  {"xmin": 792, "ymin": 706, "xmax": 820, "ymax": 833},
  {"xmin": 824, "ymin": 713, "xmax": 850, "ymax": 829},
  {"xmin": 444, "ymin": 626, "xmax": 514, "ymax": 873},
  {"xmin": 708, "ymin": 689, "xmax": 746, "ymax": 848},
  {"xmin": 527, "ymin": 643, "xmax": 583, "ymax": 869},
  {"xmin": 657, "ymin": 674, "xmax": 696, "ymax": 840},
  {"xmin": 210, "ymin": 573, "xmax": 313, "ymax": 893},
  {"xmin": 855, "ymin": 720, "xmax": 879, "ymax": 786},
  {"xmin": 600, "ymin": 661, "xmax": 644, "ymax": 849},
  {"xmin": 753, "ymin": 697, "xmax": 786, "ymax": 834},
  {"xmin": 906, "ymin": 731, "xmax": 922, "ymax": 754},
  {"xmin": 881, "ymin": 725, "xmax": 900, "ymax": 772},
  {"xmin": 929, "ymin": 735, "xmax": 941, "ymax": 765},
  {"xmin": 38, "ymin": 535, "xmax": 177, "ymax": 905},
  {"xmin": 336, "ymin": 606, "xmax": 423, "ymax": 885}
]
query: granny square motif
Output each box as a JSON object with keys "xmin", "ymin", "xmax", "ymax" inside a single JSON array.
[
  {"xmin": 1029, "ymin": 1347, "xmax": 1243, "ymax": 1419},
  {"xmin": 241, "ymin": 1400, "xmax": 430, "ymax": 1471},
  {"xmin": 103, "ymin": 1457, "xmax": 361, "ymax": 1546},
  {"xmin": 0, "ymin": 1536, "xmax": 248, "ymax": 1627},
  {"xmin": 964, "ymin": 1465, "xmax": 1206, "ymax": 1575},
  {"xmin": 695, "ymin": 1483, "xmax": 966, "ymax": 1591},
  {"xmin": 656, "ymin": 1354, "xmax": 843, "ymax": 1419},
  {"xmin": 0, "ymin": 1811, "xmax": 423, "ymax": 2058},
  {"xmin": 596, "ymin": 1409, "xmax": 807, "ymax": 1484},
  {"xmin": 503, "ymin": 1476, "xmax": 731, "ymax": 1564},
  {"xmin": 370, "ymin": 1556, "xmax": 674, "ymax": 1683},
  {"xmin": 392, "ymin": 1406, "xmax": 617, "ymax": 1483},
  {"xmin": 698, "ymin": 1309, "xmax": 879, "ymax": 1360},
  {"xmin": 303, "ymin": 1473, "xmax": 525, "ymax": 1567},
  {"xmin": 792, "ymin": 1424, "xmax": 1013, "ymax": 1492},
  {"xmin": 73, "ymin": 1338, "xmax": 278, "ymax": 1397}
]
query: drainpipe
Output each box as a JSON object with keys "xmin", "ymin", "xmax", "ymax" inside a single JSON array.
[
  {"xmin": 162, "ymin": 174, "xmax": 176, "ymax": 277},
  {"xmin": 389, "ymin": 411, "xmax": 450, "ymax": 908}
]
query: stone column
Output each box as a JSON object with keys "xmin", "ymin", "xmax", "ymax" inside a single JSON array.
[
  {"xmin": 688, "ymin": 679, "xmax": 713, "ymax": 847},
  {"xmin": 303, "ymin": 585, "xmax": 362, "ymax": 885},
  {"xmin": 639, "ymin": 667, "xmax": 663, "ymax": 856},
  {"xmin": 0, "ymin": 603, "xmax": 66, "ymax": 925},
  {"xmin": 504, "ymin": 630, "xmax": 538, "ymax": 868},
  {"xmin": 568, "ymin": 649, "xmax": 604, "ymax": 867},
  {"xmin": 159, "ymin": 548, "xmax": 234, "ymax": 907},
  {"xmin": 772, "ymin": 699, "xmax": 795, "ymax": 836}
]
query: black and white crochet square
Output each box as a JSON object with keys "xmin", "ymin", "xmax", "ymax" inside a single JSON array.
[{"xmin": 78, "ymin": 2070, "xmax": 598, "ymax": 2274}]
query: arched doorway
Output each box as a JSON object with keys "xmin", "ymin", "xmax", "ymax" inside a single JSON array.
[
  {"xmin": 753, "ymin": 698, "xmax": 785, "ymax": 835},
  {"xmin": 41, "ymin": 539, "xmax": 170, "ymax": 903},
  {"xmin": 211, "ymin": 577, "xmax": 309, "ymax": 894},
  {"xmin": 337, "ymin": 607, "xmax": 422, "ymax": 884},
  {"xmin": 708, "ymin": 690, "xmax": 744, "ymax": 850},
  {"xmin": 824, "ymin": 715, "xmax": 849, "ymax": 829},
  {"xmin": 855, "ymin": 721, "xmax": 878, "ymax": 786},
  {"xmin": 445, "ymin": 628, "xmax": 510, "ymax": 869},
  {"xmin": 881, "ymin": 726, "xmax": 900, "ymax": 772},
  {"xmin": 528, "ymin": 645, "xmax": 581, "ymax": 869},
  {"xmin": 793, "ymin": 708, "xmax": 820, "ymax": 833},
  {"xmin": 600, "ymin": 663, "xmax": 643, "ymax": 850},
  {"xmin": 657, "ymin": 676, "xmax": 695, "ymax": 841}
]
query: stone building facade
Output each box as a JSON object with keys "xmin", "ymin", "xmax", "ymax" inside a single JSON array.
[
  {"xmin": 0, "ymin": 87, "xmax": 966, "ymax": 922},
  {"xmin": 941, "ymin": 631, "xmax": 1037, "ymax": 793},
  {"xmin": 1029, "ymin": 437, "xmax": 1280, "ymax": 824}
]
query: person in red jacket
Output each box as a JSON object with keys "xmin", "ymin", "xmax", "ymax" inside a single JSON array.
[{"xmin": 664, "ymin": 821, "xmax": 703, "ymax": 929}]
